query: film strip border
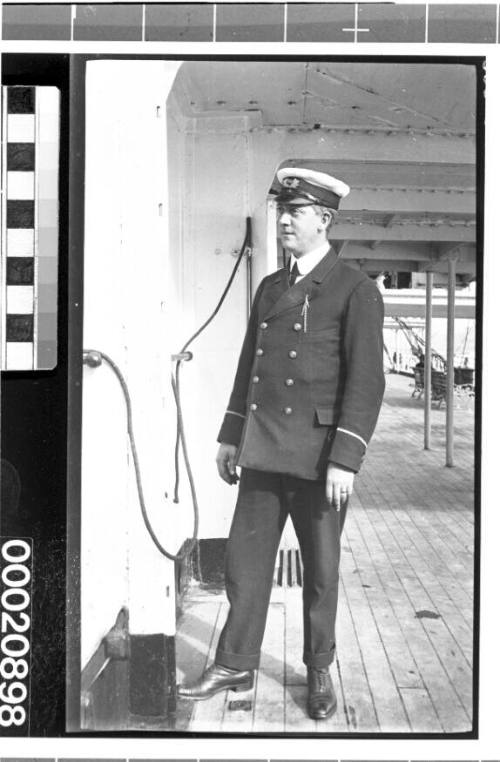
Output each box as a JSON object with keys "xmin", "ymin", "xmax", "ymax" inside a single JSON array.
[
  {"xmin": 1, "ymin": 86, "xmax": 60, "ymax": 371},
  {"xmin": 1, "ymin": 3, "xmax": 500, "ymax": 43}
]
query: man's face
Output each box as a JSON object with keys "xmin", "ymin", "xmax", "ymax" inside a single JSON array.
[{"xmin": 277, "ymin": 203, "xmax": 329, "ymax": 257}]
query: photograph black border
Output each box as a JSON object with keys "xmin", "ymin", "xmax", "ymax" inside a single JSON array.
[{"xmin": 1, "ymin": 51, "xmax": 483, "ymax": 739}]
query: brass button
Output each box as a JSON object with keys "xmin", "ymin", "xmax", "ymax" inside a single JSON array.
[
  {"xmin": 250, "ymin": 403, "xmax": 258, "ymax": 411},
  {"xmin": 256, "ymin": 348, "xmax": 264, "ymax": 356},
  {"xmin": 285, "ymin": 378, "xmax": 294, "ymax": 387},
  {"xmin": 284, "ymin": 407, "xmax": 293, "ymax": 415},
  {"xmin": 252, "ymin": 376, "xmax": 260, "ymax": 384},
  {"xmin": 288, "ymin": 350, "xmax": 297, "ymax": 359},
  {"xmin": 260, "ymin": 321, "xmax": 268, "ymax": 330},
  {"xmin": 293, "ymin": 323, "xmax": 302, "ymax": 332}
]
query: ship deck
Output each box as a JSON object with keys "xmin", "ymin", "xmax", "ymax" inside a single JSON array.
[{"xmin": 175, "ymin": 372, "xmax": 476, "ymax": 735}]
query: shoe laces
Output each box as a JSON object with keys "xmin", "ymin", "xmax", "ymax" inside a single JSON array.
[
  {"xmin": 310, "ymin": 668, "xmax": 329, "ymax": 690},
  {"xmin": 317, "ymin": 670, "xmax": 328, "ymax": 689}
]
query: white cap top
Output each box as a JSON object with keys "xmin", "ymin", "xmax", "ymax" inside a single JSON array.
[{"xmin": 277, "ymin": 167, "xmax": 350, "ymax": 200}]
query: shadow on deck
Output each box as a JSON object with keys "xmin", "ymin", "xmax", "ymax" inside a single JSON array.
[{"xmin": 175, "ymin": 373, "xmax": 475, "ymax": 734}]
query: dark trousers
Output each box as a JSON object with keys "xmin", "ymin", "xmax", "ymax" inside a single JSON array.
[{"xmin": 215, "ymin": 468, "xmax": 347, "ymax": 671}]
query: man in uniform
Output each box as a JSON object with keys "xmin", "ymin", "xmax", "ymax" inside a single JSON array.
[{"xmin": 178, "ymin": 167, "xmax": 385, "ymax": 720}]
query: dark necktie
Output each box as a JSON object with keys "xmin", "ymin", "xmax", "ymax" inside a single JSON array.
[{"xmin": 289, "ymin": 261, "xmax": 300, "ymax": 286}]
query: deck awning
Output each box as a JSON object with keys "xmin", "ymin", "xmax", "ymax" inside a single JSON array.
[{"xmin": 383, "ymin": 291, "xmax": 475, "ymax": 320}]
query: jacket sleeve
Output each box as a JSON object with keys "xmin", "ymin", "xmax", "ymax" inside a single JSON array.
[
  {"xmin": 217, "ymin": 278, "xmax": 266, "ymax": 446},
  {"xmin": 329, "ymin": 278, "xmax": 385, "ymax": 472}
]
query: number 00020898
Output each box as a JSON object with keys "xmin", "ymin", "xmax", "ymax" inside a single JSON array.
[{"xmin": 0, "ymin": 539, "xmax": 32, "ymax": 733}]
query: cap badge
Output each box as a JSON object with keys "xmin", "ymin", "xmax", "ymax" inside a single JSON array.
[{"xmin": 282, "ymin": 177, "xmax": 300, "ymax": 189}]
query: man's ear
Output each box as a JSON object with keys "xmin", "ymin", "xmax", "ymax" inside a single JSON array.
[{"xmin": 321, "ymin": 210, "xmax": 333, "ymax": 230}]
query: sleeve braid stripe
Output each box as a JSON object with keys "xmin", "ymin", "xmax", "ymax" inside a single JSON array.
[
  {"xmin": 227, "ymin": 409, "xmax": 246, "ymax": 420},
  {"xmin": 336, "ymin": 427, "xmax": 368, "ymax": 449}
]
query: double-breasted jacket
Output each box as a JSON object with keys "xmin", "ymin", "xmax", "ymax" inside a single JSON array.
[{"xmin": 218, "ymin": 248, "xmax": 385, "ymax": 480}]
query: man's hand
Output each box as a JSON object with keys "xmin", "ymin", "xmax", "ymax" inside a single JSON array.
[
  {"xmin": 216, "ymin": 443, "xmax": 239, "ymax": 485},
  {"xmin": 326, "ymin": 463, "xmax": 354, "ymax": 511}
]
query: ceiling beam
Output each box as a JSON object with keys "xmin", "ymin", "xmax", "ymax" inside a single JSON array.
[
  {"xmin": 342, "ymin": 188, "xmax": 474, "ymax": 215},
  {"xmin": 416, "ymin": 260, "xmax": 476, "ymax": 275},
  {"xmin": 344, "ymin": 248, "xmax": 430, "ymax": 262},
  {"xmin": 331, "ymin": 222, "xmax": 475, "ymax": 243},
  {"xmin": 358, "ymin": 259, "xmax": 420, "ymax": 271},
  {"xmin": 384, "ymin": 302, "xmax": 475, "ymax": 319},
  {"xmin": 437, "ymin": 242, "xmax": 465, "ymax": 259},
  {"xmin": 352, "ymin": 258, "xmax": 475, "ymax": 276},
  {"xmin": 265, "ymin": 129, "xmax": 475, "ymax": 166},
  {"xmin": 337, "ymin": 241, "xmax": 475, "ymax": 265},
  {"xmin": 281, "ymin": 159, "xmax": 475, "ymax": 186}
]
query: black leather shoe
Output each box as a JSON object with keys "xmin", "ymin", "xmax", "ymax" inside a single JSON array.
[
  {"xmin": 177, "ymin": 663, "xmax": 254, "ymax": 700},
  {"xmin": 307, "ymin": 667, "xmax": 337, "ymax": 720}
]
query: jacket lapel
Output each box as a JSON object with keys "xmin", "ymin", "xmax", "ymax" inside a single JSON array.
[
  {"xmin": 264, "ymin": 247, "xmax": 339, "ymax": 320},
  {"xmin": 259, "ymin": 268, "xmax": 289, "ymax": 316}
]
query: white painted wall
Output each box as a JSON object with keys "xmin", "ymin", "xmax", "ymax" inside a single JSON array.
[
  {"xmin": 178, "ymin": 121, "xmax": 251, "ymax": 538},
  {"xmin": 81, "ymin": 60, "xmax": 184, "ymax": 666}
]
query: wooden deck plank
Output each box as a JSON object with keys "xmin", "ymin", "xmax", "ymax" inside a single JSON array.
[
  {"xmin": 356, "ymin": 480, "xmax": 472, "ymax": 606},
  {"xmin": 341, "ymin": 528, "xmax": 411, "ymax": 732},
  {"xmin": 175, "ymin": 600, "xmax": 223, "ymax": 684},
  {"xmin": 335, "ymin": 581, "xmax": 379, "ymax": 732},
  {"xmin": 395, "ymin": 469, "xmax": 474, "ymax": 522},
  {"xmin": 360, "ymin": 487, "xmax": 473, "ymax": 624},
  {"xmin": 284, "ymin": 684, "xmax": 319, "ymax": 733},
  {"xmin": 383, "ymin": 498, "xmax": 474, "ymax": 604},
  {"xmin": 353, "ymin": 502, "xmax": 473, "ymax": 654},
  {"xmin": 356, "ymin": 501, "xmax": 472, "ymax": 629},
  {"xmin": 399, "ymin": 687, "xmax": 443, "ymax": 733},
  {"xmin": 355, "ymin": 474, "xmax": 473, "ymax": 541},
  {"xmin": 388, "ymin": 480, "xmax": 474, "ymax": 568},
  {"xmin": 346, "ymin": 506, "xmax": 452, "ymax": 732},
  {"xmin": 406, "ymin": 504, "xmax": 474, "ymax": 562},
  {"xmin": 357, "ymin": 505, "xmax": 472, "ymax": 730},
  {"xmin": 347, "ymin": 509, "xmax": 425, "ymax": 691},
  {"xmin": 374, "ymin": 505, "xmax": 474, "ymax": 663},
  {"xmin": 189, "ymin": 602, "xmax": 229, "ymax": 732},
  {"xmin": 252, "ymin": 602, "xmax": 286, "ymax": 732},
  {"xmin": 368, "ymin": 500, "xmax": 473, "ymax": 640},
  {"xmin": 220, "ymin": 680, "xmax": 257, "ymax": 734}
]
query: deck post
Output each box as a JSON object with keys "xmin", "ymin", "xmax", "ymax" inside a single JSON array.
[
  {"xmin": 424, "ymin": 270, "xmax": 433, "ymax": 449},
  {"xmin": 446, "ymin": 256, "xmax": 457, "ymax": 467},
  {"xmin": 395, "ymin": 327, "xmax": 399, "ymax": 372}
]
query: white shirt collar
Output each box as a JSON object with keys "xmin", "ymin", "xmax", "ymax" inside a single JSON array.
[{"xmin": 290, "ymin": 241, "xmax": 331, "ymax": 276}]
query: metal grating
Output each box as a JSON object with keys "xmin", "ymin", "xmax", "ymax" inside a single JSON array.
[{"xmin": 274, "ymin": 547, "xmax": 303, "ymax": 587}]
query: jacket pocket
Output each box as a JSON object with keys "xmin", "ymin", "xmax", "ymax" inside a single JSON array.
[{"xmin": 315, "ymin": 406, "xmax": 335, "ymax": 426}]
